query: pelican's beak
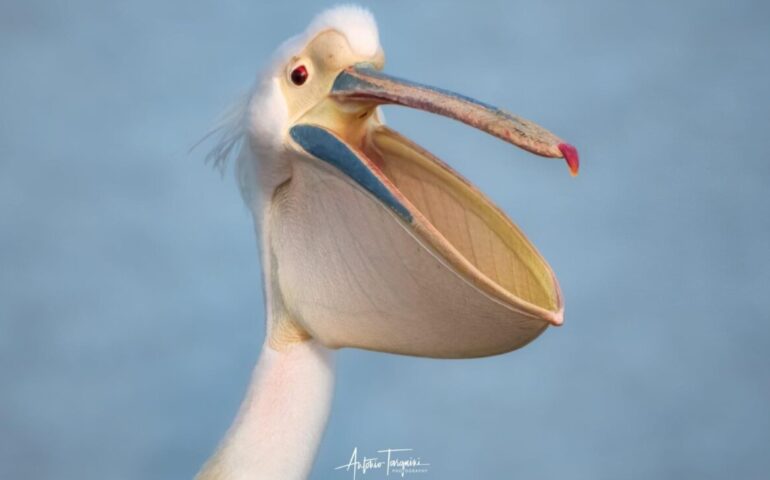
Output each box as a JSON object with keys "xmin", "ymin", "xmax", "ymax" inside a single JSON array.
[
  {"xmin": 331, "ymin": 64, "xmax": 579, "ymax": 175},
  {"xmin": 280, "ymin": 63, "xmax": 578, "ymax": 358}
]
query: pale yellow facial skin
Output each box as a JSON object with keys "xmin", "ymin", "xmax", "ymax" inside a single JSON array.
[{"xmin": 279, "ymin": 30, "xmax": 385, "ymax": 145}]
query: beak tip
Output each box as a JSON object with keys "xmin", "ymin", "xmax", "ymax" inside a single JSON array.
[{"xmin": 558, "ymin": 143, "xmax": 580, "ymax": 176}]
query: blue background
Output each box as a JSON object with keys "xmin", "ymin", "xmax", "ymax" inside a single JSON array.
[{"xmin": 2, "ymin": 1, "xmax": 769, "ymax": 478}]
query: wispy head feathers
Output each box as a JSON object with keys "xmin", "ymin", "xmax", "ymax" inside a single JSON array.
[{"xmin": 197, "ymin": 94, "xmax": 250, "ymax": 174}]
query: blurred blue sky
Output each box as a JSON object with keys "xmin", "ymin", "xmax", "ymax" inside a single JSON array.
[{"xmin": 1, "ymin": 1, "xmax": 769, "ymax": 479}]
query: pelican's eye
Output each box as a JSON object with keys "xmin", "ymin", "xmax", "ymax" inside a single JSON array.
[{"xmin": 290, "ymin": 65, "xmax": 308, "ymax": 86}]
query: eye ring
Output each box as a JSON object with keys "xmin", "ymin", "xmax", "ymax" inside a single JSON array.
[{"xmin": 290, "ymin": 65, "xmax": 308, "ymax": 86}]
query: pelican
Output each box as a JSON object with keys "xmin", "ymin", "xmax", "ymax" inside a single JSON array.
[{"xmin": 196, "ymin": 5, "xmax": 578, "ymax": 480}]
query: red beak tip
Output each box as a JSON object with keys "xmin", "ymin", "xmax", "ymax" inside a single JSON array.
[{"xmin": 558, "ymin": 143, "xmax": 580, "ymax": 176}]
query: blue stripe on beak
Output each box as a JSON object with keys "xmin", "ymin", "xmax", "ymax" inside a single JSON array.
[{"xmin": 289, "ymin": 124, "xmax": 413, "ymax": 223}]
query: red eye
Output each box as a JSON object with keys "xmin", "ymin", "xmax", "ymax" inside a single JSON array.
[{"xmin": 290, "ymin": 65, "xmax": 308, "ymax": 85}]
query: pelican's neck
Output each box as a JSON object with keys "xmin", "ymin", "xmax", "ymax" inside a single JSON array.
[
  {"xmin": 197, "ymin": 156, "xmax": 335, "ymax": 479},
  {"xmin": 196, "ymin": 340, "xmax": 336, "ymax": 480}
]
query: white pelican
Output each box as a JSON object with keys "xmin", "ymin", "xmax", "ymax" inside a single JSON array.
[{"xmin": 196, "ymin": 5, "xmax": 578, "ymax": 480}]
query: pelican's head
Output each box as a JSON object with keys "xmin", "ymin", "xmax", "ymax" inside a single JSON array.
[{"xmin": 238, "ymin": 6, "xmax": 579, "ymax": 358}]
